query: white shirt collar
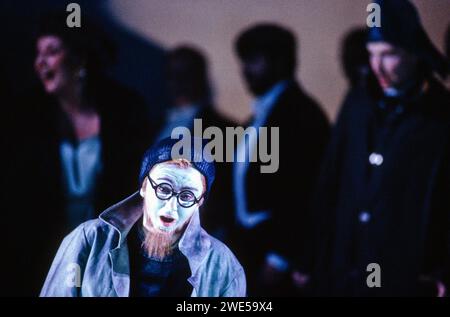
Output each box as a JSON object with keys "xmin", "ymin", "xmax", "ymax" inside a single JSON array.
[{"xmin": 251, "ymin": 80, "xmax": 289, "ymax": 119}]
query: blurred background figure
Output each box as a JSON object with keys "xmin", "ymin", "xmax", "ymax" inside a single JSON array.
[
  {"xmin": 340, "ymin": 27, "xmax": 371, "ymax": 90},
  {"xmin": 0, "ymin": 0, "xmax": 167, "ymax": 122},
  {"xmin": 231, "ymin": 23, "xmax": 330, "ymax": 296},
  {"xmin": 156, "ymin": 45, "xmax": 235, "ymax": 242},
  {"xmin": 339, "ymin": 27, "xmax": 380, "ymax": 110},
  {"xmin": 312, "ymin": 0, "xmax": 450, "ymax": 296},
  {"xmin": 4, "ymin": 13, "xmax": 155, "ymax": 296},
  {"xmin": 156, "ymin": 45, "xmax": 230, "ymax": 141}
]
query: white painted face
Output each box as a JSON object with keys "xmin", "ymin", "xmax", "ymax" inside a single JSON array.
[{"xmin": 140, "ymin": 162, "xmax": 205, "ymax": 233}]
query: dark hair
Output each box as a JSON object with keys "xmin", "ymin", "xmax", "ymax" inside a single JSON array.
[
  {"xmin": 235, "ymin": 23, "xmax": 297, "ymax": 78},
  {"xmin": 34, "ymin": 12, "xmax": 116, "ymax": 78},
  {"xmin": 167, "ymin": 45, "xmax": 211, "ymax": 104},
  {"xmin": 341, "ymin": 27, "xmax": 370, "ymax": 87}
]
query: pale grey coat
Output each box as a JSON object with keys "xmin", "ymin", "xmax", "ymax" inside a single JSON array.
[{"xmin": 40, "ymin": 192, "xmax": 246, "ymax": 297}]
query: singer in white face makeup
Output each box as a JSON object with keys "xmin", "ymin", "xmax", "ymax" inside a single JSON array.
[
  {"xmin": 141, "ymin": 161, "xmax": 205, "ymax": 233},
  {"xmin": 40, "ymin": 137, "xmax": 246, "ymax": 297},
  {"xmin": 139, "ymin": 160, "xmax": 207, "ymax": 260}
]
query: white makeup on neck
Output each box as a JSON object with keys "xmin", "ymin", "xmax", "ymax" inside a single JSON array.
[{"xmin": 140, "ymin": 162, "xmax": 205, "ymax": 233}]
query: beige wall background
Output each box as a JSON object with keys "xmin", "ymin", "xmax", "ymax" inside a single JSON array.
[{"xmin": 106, "ymin": 0, "xmax": 450, "ymax": 123}]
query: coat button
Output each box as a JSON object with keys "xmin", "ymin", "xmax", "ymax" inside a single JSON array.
[
  {"xmin": 369, "ymin": 153, "xmax": 383, "ymax": 166},
  {"xmin": 359, "ymin": 211, "xmax": 371, "ymax": 223}
]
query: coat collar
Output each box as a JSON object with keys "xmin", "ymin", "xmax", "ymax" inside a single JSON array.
[{"xmin": 99, "ymin": 191, "xmax": 143, "ymax": 248}]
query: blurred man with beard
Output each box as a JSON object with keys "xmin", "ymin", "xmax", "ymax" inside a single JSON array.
[
  {"xmin": 312, "ymin": 0, "xmax": 450, "ymax": 296},
  {"xmin": 232, "ymin": 23, "xmax": 329, "ymax": 296},
  {"xmin": 40, "ymin": 137, "xmax": 246, "ymax": 297}
]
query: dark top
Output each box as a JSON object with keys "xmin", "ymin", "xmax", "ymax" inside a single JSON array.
[
  {"xmin": 230, "ymin": 80, "xmax": 330, "ymax": 269},
  {"xmin": 128, "ymin": 220, "xmax": 192, "ymax": 297}
]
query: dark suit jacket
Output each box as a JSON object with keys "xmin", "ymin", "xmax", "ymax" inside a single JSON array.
[{"xmin": 233, "ymin": 80, "xmax": 330, "ymax": 269}]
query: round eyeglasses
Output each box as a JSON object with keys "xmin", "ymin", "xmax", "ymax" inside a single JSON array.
[{"xmin": 147, "ymin": 176, "xmax": 204, "ymax": 208}]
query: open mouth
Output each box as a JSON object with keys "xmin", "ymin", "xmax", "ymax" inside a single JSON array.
[
  {"xmin": 40, "ymin": 70, "xmax": 56, "ymax": 83},
  {"xmin": 160, "ymin": 215, "xmax": 176, "ymax": 226}
]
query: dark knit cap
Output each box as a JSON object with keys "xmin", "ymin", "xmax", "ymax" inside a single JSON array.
[{"xmin": 138, "ymin": 137, "xmax": 216, "ymax": 196}]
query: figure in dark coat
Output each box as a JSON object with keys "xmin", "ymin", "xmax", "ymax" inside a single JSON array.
[
  {"xmin": 232, "ymin": 23, "xmax": 330, "ymax": 296},
  {"xmin": 312, "ymin": 0, "xmax": 450, "ymax": 296}
]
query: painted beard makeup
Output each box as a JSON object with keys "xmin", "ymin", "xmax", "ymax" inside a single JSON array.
[
  {"xmin": 141, "ymin": 209, "xmax": 185, "ymax": 260},
  {"xmin": 140, "ymin": 162, "xmax": 205, "ymax": 260}
]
